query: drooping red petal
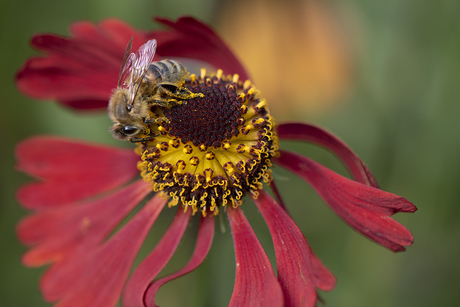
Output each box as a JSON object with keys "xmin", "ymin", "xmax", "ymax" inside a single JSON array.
[
  {"xmin": 274, "ymin": 150, "xmax": 417, "ymax": 252},
  {"xmin": 123, "ymin": 207, "xmax": 192, "ymax": 307},
  {"xmin": 226, "ymin": 206, "xmax": 284, "ymax": 307},
  {"xmin": 17, "ymin": 180, "xmax": 150, "ymax": 267},
  {"xmin": 252, "ymin": 190, "xmax": 336, "ymax": 307},
  {"xmin": 16, "ymin": 136, "xmax": 139, "ymax": 209},
  {"xmin": 142, "ymin": 213, "xmax": 215, "ymax": 307},
  {"xmin": 15, "ymin": 19, "xmax": 144, "ymax": 110},
  {"xmin": 277, "ymin": 122, "xmax": 378, "ymax": 188},
  {"xmin": 150, "ymin": 17, "xmax": 249, "ymax": 81},
  {"xmin": 269, "ymin": 179, "xmax": 289, "ymax": 213},
  {"xmin": 42, "ymin": 194, "xmax": 166, "ymax": 306}
]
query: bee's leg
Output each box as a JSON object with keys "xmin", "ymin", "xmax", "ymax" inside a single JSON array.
[
  {"xmin": 163, "ymin": 99, "xmax": 182, "ymax": 108},
  {"xmin": 171, "ymin": 88, "xmax": 204, "ymax": 101},
  {"xmin": 130, "ymin": 135, "xmax": 158, "ymax": 143},
  {"xmin": 154, "ymin": 88, "xmax": 185, "ymax": 107},
  {"xmin": 150, "ymin": 99, "xmax": 183, "ymax": 109},
  {"xmin": 144, "ymin": 117, "xmax": 170, "ymax": 124}
]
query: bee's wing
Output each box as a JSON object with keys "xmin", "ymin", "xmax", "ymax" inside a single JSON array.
[
  {"xmin": 135, "ymin": 39, "xmax": 157, "ymax": 71},
  {"xmin": 127, "ymin": 39, "xmax": 157, "ymax": 109},
  {"xmin": 118, "ymin": 37, "xmax": 134, "ymax": 88}
]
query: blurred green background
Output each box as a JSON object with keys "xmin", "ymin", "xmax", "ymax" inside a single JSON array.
[{"xmin": 1, "ymin": 0, "xmax": 459, "ymax": 306}]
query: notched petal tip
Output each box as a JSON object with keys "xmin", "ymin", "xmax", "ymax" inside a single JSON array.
[
  {"xmin": 392, "ymin": 196, "xmax": 417, "ymax": 213},
  {"xmin": 274, "ymin": 150, "xmax": 416, "ymax": 252},
  {"xmin": 30, "ymin": 33, "xmax": 67, "ymax": 51}
]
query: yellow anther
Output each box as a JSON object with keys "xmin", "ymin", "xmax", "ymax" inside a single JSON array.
[
  {"xmin": 243, "ymin": 80, "xmax": 252, "ymax": 89},
  {"xmin": 216, "ymin": 69, "xmax": 223, "ymax": 80},
  {"xmin": 190, "ymin": 74, "xmax": 196, "ymax": 82},
  {"xmin": 236, "ymin": 144, "xmax": 248, "ymax": 153},
  {"xmin": 183, "ymin": 145, "xmax": 193, "ymax": 154},
  {"xmin": 200, "ymin": 68, "xmax": 207, "ymax": 79},
  {"xmin": 176, "ymin": 160, "xmax": 186, "ymax": 174},
  {"xmin": 256, "ymin": 100, "xmax": 266, "ymax": 109},
  {"xmin": 232, "ymin": 74, "xmax": 239, "ymax": 83},
  {"xmin": 206, "ymin": 151, "xmax": 215, "ymax": 160},
  {"xmin": 190, "ymin": 156, "xmax": 200, "ymax": 166},
  {"xmin": 247, "ymin": 88, "xmax": 255, "ymax": 95}
]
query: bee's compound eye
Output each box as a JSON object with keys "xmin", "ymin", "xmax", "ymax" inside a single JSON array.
[{"xmin": 121, "ymin": 125, "xmax": 140, "ymax": 136}]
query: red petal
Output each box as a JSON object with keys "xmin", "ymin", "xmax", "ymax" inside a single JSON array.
[
  {"xmin": 16, "ymin": 17, "xmax": 248, "ymax": 111},
  {"xmin": 227, "ymin": 207, "xmax": 284, "ymax": 307},
  {"xmin": 269, "ymin": 179, "xmax": 289, "ymax": 213},
  {"xmin": 142, "ymin": 213, "xmax": 215, "ymax": 307},
  {"xmin": 42, "ymin": 194, "xmax": 166, "ymax": 305},
  {"xmin": 16, "ymin": 136, "xmax": 139, "ymax": 209},
  {"xmin": 15, "ymin": 19, "xmax": 143, "ymax": 110},
  {"xmin": 274, "ymin": 150, "xmax": 417, "ymax": 252},
  {"xmin": 123, "ymin": 207, "xmax": 192, "ymax": 307},
  {"xmin": 70, "ymin": 19, "xmax": 146, "ymax": 54},
  {"xmin": 277, "ymin": 122, "xmax": 378, "ymax": 187},
  {"xmin": 253, "ymin": 191, "xmax": 336, "ymax": 307},
  {"xmin": 150, "ymin": 17, "xmax": 250, "ymax": 80},
  {"xmin": 17, "ymin": 180, "xmax": 150, "ymax": 267}
]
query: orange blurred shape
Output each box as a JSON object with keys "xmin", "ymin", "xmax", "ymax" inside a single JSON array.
[{"xmin": 217, "ymin": 0, "xmax": 353, "ymax": 118}]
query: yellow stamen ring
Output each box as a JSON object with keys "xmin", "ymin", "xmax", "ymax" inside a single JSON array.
[{"xmin": 137, "ymin": 71, "xmax": 279, "ymax": 216}]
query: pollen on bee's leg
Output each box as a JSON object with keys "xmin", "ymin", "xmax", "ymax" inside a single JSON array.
[{"xmin": 136, "ymin": 69, "xmax": 279, "ymax": 215}]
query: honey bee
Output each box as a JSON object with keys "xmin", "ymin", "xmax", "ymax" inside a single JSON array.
[{"xmin": 108, "ymin": 38, "xmax": 201, "ymax": 141}]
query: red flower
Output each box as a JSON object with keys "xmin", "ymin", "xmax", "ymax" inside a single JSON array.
[{"xmin": 15, "ymin": 16, "xmax": 416, "ymax": 307}]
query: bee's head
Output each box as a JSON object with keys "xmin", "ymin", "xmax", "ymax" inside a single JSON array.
[
  {"xmin": 108, "ymin": 89, "xmax": 143, "ymax": 141},
  {"xmin": 109, "ymin": 89, "xmax": 130, "ymax": 118}
]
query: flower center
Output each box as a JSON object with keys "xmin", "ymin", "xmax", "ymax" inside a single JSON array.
[{"xmin": 137, "ymin": 69, "xmax": 279, "ymax": 215}]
